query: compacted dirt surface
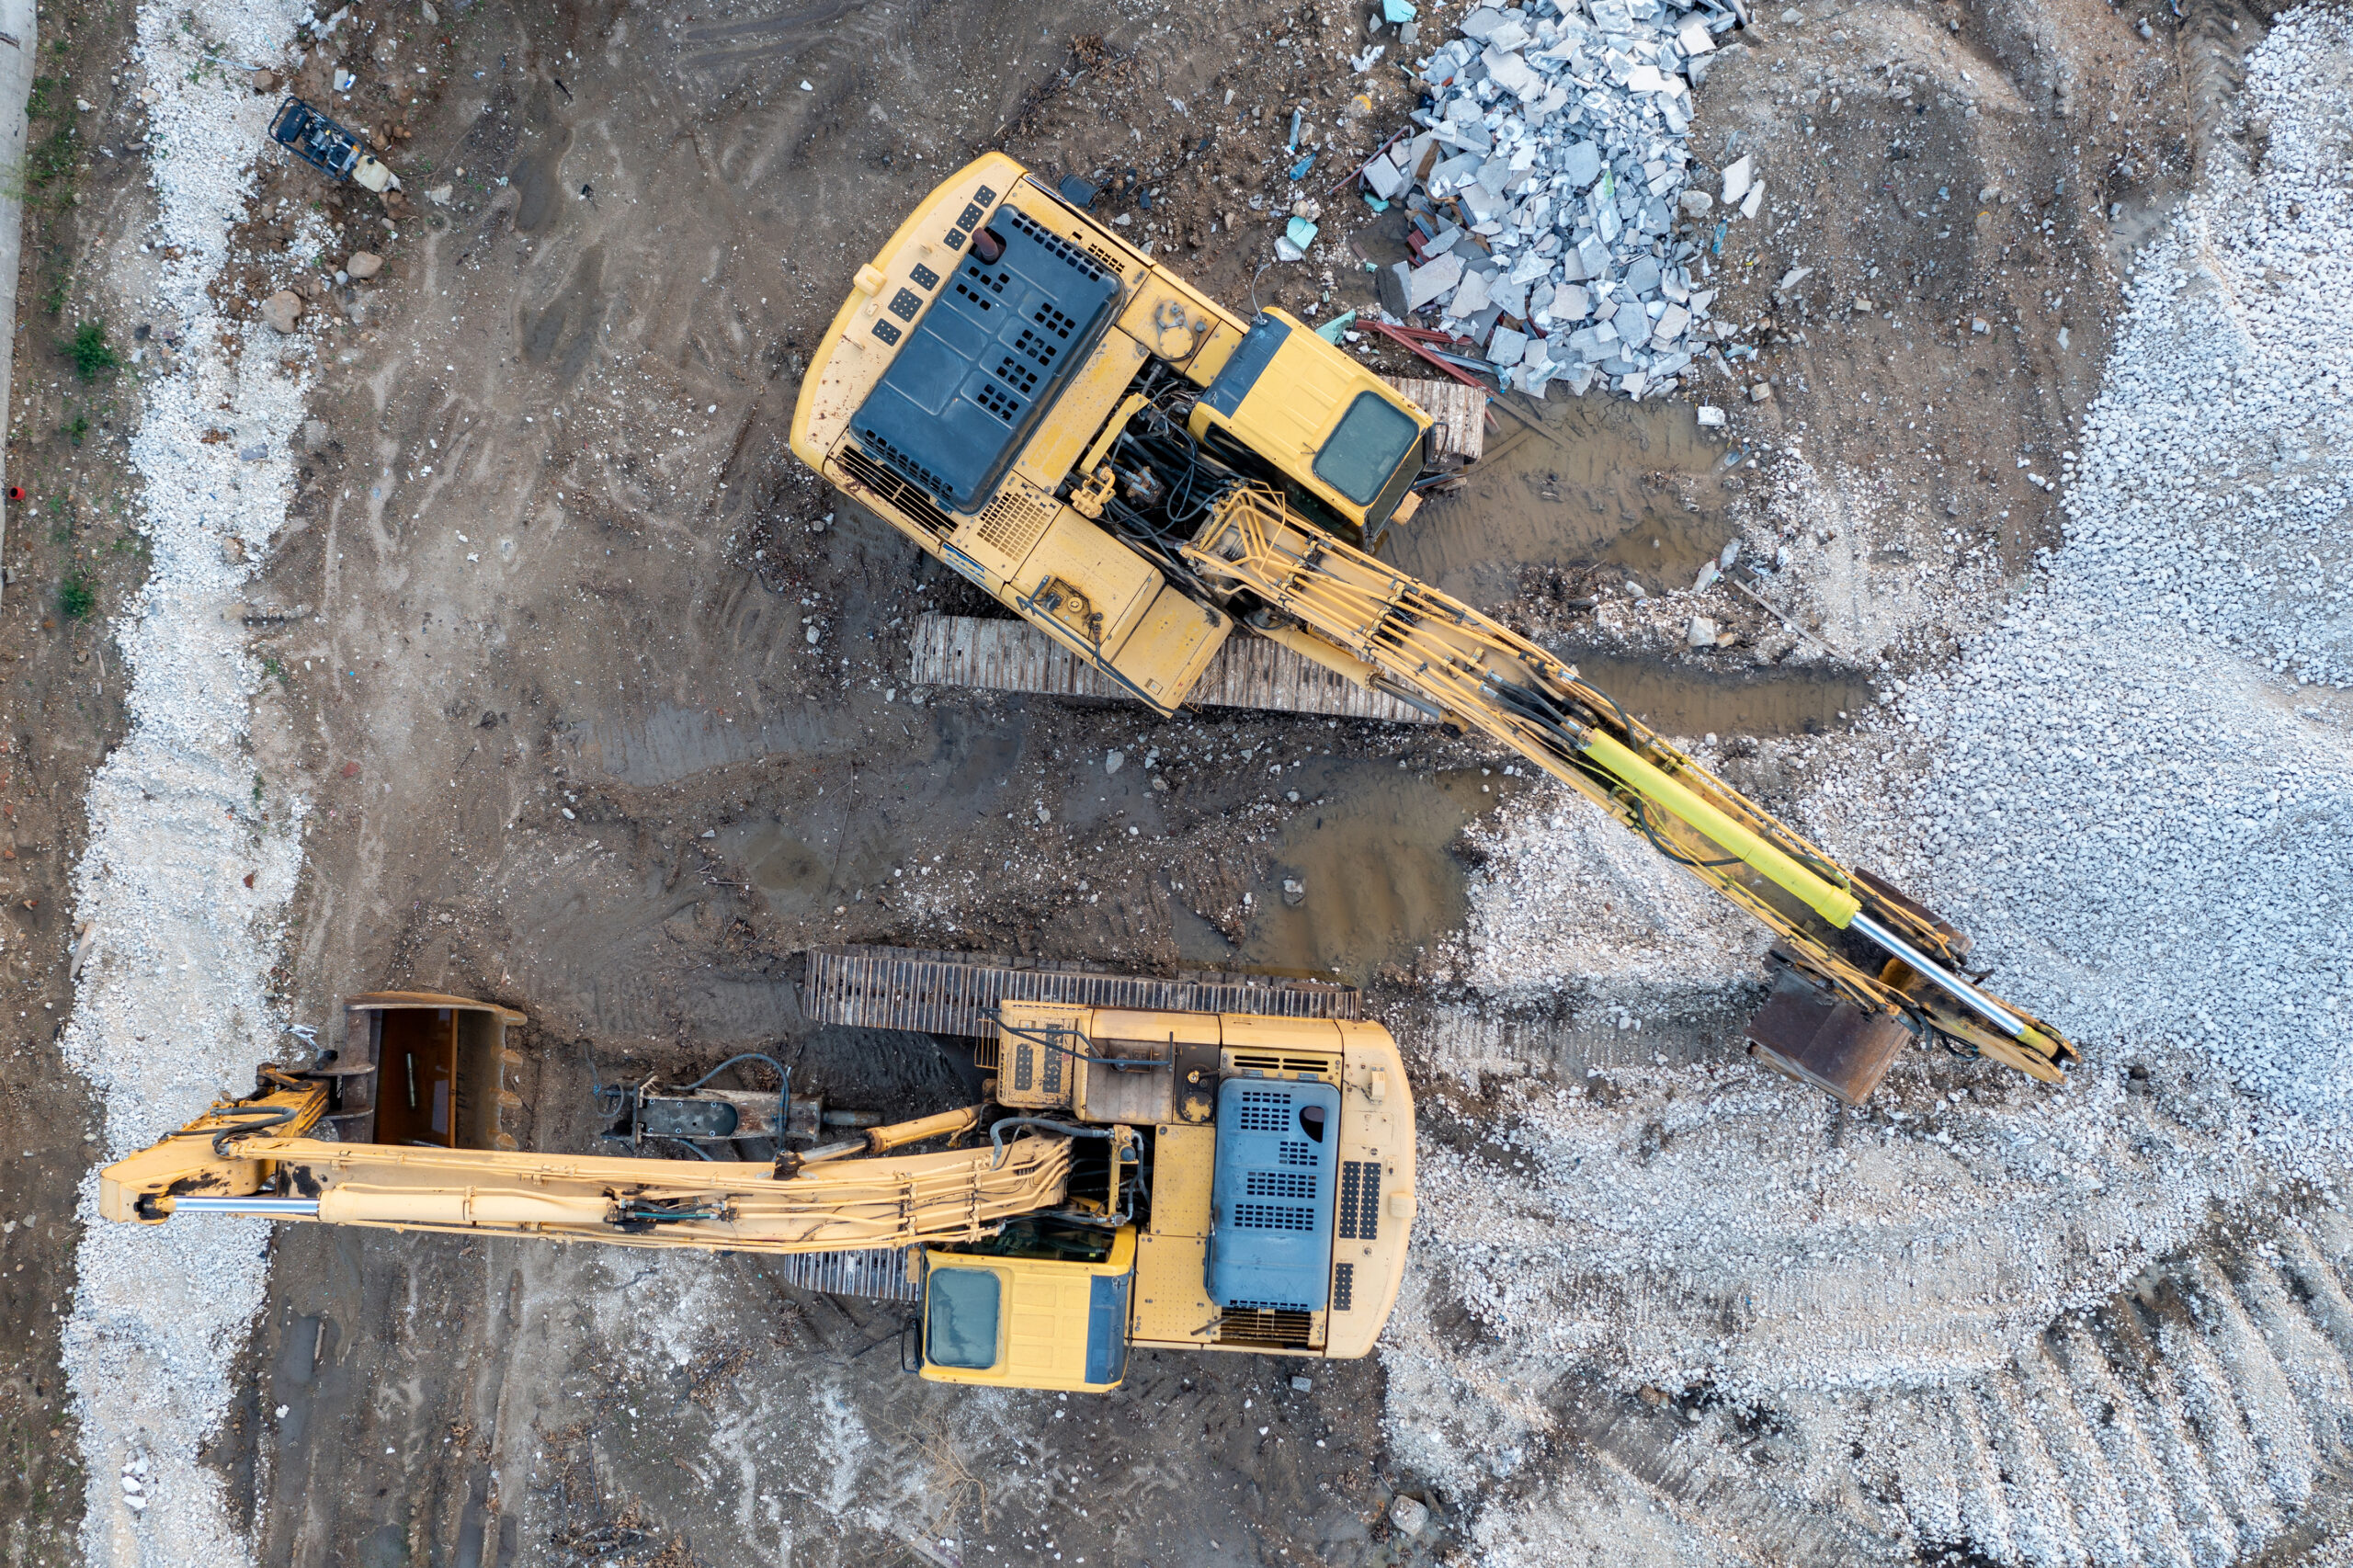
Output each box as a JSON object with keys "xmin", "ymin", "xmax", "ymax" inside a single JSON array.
[{"xmin": 4, "ymin": 0, "xmax": 2336, "ymax": 1562}]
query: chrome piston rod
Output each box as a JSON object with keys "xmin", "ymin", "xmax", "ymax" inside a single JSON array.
[
  {"xmin": 1848, "ymin": 910, "xmax": 2029, "ymax": 1040},
  {"xmin": 167, "ymin": 1196, "xmax": 323, "ymax": 1217}
]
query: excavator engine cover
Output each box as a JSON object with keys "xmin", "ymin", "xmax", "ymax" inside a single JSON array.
[
  {"xmin": 1745, "ymin": 960, "xmax": 1913, "ymax": 1107},
  {"xmin": 1207, "ymin": 1078, "xmax": 1339, "ymax": 1312},
  {"xmin": 849, "ymin": 202, "xmax": 1120, "ymax": 513}
]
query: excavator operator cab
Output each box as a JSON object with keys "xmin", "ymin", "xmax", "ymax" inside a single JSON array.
[
  {"xmin": 914, "ymin": 1220, "xmax": 1139, "ymax": 1393},
  {"xmin": 1187, "ymin": 308, "xmax": 1430, "ymax": 549}
]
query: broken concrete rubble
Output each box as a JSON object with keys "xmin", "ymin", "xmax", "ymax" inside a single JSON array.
[{"xmin": 1368, "ymin": 0, "xmax": 1756, "ymax": 399}]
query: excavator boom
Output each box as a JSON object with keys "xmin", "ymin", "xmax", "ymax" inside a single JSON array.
[
  {"xmin": 1179, "ymin": 485, "xmax": 2076, "ymax": 1087},
  {"xmin": 100, "ymin": 1076, "xmax": 1074, "ymax": 1256},
  {"xmin": 789, "ymin": 153, "xmax": 2077, "ymax": 1102}
]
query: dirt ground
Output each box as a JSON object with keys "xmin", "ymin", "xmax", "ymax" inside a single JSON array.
[{"xmin": 0, "ymin": 0, "xmax": 2315, "ymax": 1561}]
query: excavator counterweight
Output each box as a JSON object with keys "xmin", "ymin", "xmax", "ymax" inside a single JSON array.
[{"xmin": 789, "ymin": 154, "xmax": 2077, "ymax": 1104}]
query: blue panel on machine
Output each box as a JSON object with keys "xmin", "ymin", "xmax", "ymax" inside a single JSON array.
[
  {"xmin": 1199, "ymin": 312, "xmax": 1289, "ymax": 419},
  {"xmin": 850, "ymin": 205, "xmax": 1120, "ymax": 514},
  {"xmin": 1206, "ymin": 1079, "xmax": 1338, "ymax": 1312}
]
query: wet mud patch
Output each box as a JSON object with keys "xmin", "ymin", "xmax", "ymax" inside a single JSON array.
[
  {"xmin": 521, "ymin": 244, "xmax": 605, "ymax": 382},
  {"xmin": 718, "ymin": 814, "xmax": 908, "ymax": 920},
  {"xmin": 1184, "ymin": 763, "xmax": 1524, "ymax": 984},
  {"xmin": 1388, "ymin": 394, "xmax": 1735, "ymax": 604},
  {"xmin": 1560, "ymin": 651, "xmax": 1876, "ymax": 740},
  {"xmin": 507, "ymin": 86, "xmax": 574, "ymax": 234}
]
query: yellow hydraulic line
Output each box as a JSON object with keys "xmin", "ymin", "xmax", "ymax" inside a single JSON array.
[{"xmin": 1578, "ymin": 732, "xmax": 1862, "ymax": 928}]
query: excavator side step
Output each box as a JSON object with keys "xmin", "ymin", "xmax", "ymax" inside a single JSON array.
[
  {"xmin": 803, "ymin": 945, "xmax": 1359, "ymax": 1041},
  {"xmin": 1745, "ymin": 961, "xmax": 1913, "ymax": 1107}
]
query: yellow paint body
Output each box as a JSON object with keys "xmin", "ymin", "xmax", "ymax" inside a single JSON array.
[
  {"xmin": 787, "ymin": 155, "xmax": 1427, "ymax": 714},
  {"xmin": 1578, "ymin": 733, "xmax": 1863, "ymax": 928},
  {"xmin": 101, "ymin": 997, "xmax": 1417, "ymax": 1393},
  {"xmin": 916, "ymin": 1228, "xmax": 1141, "ymax": 1394}
]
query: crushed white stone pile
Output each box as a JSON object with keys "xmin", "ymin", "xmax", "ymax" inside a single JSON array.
[
  {"xmin": 62, "ymin": 3, "xmax": 313, "ymax": 1566},
  {"xmin": 1389, "ymin": 5, "xmax": 2353, "ymax": 1561},
  {"xmin": 1370, "ymin": 0, "xmax": 1757, "ymax": 397}
]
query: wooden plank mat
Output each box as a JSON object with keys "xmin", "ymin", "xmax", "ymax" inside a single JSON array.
[
  {"xmin": 804, "ymin": 944, "xmax": 1360, "ymax": 1039},
  {"xmin": 907, "ymin": 615, "xmax": 1434, "ymax": 724}
]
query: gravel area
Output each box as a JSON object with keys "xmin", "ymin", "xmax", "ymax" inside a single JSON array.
[
  {"xmin": 59, "ymin": 3, "xmax": 308, "ymax": 1564},
  {"xmin": 1397, "ymin": 6, "xmax": 2353, "ymax": 1561}
]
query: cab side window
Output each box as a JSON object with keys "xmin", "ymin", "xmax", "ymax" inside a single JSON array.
[{"xmin": 926, "ymin": 1267, "xmax": 1002, "ymax": 1369}]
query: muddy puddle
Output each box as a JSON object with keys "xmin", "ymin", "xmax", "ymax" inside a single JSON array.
[
  {"xmin": 1386, "ymin": 391, "xmax": 1740, "ymax": 604},
  {"xmin": 1563, "ymin": 651, "xmax": 1875, "ymax": 739},
  {"xmin": 719, "ymin": 808, "xmax": 927, "ymax": 919},
  {"xmin": 1176, "ymin": 763, "xmax": 1522, "ymax": 985}
]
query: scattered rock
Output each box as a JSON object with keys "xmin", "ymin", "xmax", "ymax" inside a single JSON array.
[
  {"xmin": 250, "ymin": 69, "xmax": 276, "ymax": 94},
  {"xmin": 1688, "ymin": 614, "xmax": 1719, "ymax": 647},
  {"xmin": 259, "ymin": 290, "xmax": 302, "ymax": 334},
  {"xmin": 425, "ymin": 184, "xmax": 452, "ymax": 207},
  {"xmin": 1380, "ymin": 0, "xmax": 1752, "ymax": 398},
  {"xmin": 1389, "ymin": 1494, "xmax": 1430, "ymax": 1537},
  {"xmin": 345, "ymin": 251, "xmax": 383, "ymax": 280},
  {"xmin": 1105, "ymin": 749, "xmax": 1126, "ymax": 775},
  {"xmin": 1749, "ymin": 381, "xmax": 1773, "ymax": 402},
  {"xmin": 1281, "ymin": 877, "xmax": 1307, "ymax": 906}
]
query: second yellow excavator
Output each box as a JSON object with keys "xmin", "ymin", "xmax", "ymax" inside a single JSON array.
[
  {"xmin": 788, "ymin": 153, "xmax": 2076, "ymax": 1105},
  {"xmin": 102, "ymin": 981, "xmax": 1414, "ymax": 1395}
]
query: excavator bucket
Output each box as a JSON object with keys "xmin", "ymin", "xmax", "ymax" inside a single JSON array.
[
  {"xmin": 331, "ymin": 992, "xmax": 529, "ymax": 1149},
  {"xmin": 1745, "ymin": 960, "xmax": 1912, "ymax": 1107}
]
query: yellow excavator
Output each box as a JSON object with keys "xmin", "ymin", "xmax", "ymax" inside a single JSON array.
[
  {"xmin": 789, "ymin": 153, "xmax": 2075, "ymax": 1105},
  {"xmin": 100, "ymin": 982, "xmax": 1414, "ymax": 1394}
]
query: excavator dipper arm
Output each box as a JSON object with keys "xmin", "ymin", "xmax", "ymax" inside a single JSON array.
[{"xmin": 1180, "ymin": 484, "xmax": 2077, "ymax": 1085}]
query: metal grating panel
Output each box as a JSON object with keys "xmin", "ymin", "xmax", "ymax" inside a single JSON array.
[
  {"xmin": 1235, "ymin": 1088, "xmax": 1294, "ymax": 1132},
  {"xmin": 1216, "ymin": 1307, "xmax": 1314, "ymax": 1346},
  {"xmin": 1210, "ymin": 1079, "xmax": 1337, "ymax": 1312},
  {"xmin": 802, "ymin": 945, "xmax": 1359, "ymax": 1040},
  {"xmin": 1381, "ymin": 374, "xmax": 1487, "ymax": 461},
  {"xmin": 836, "ymin": 447, "xmax": 958, "ymax": 539},
  {"xmin": 759, "ymin": 1246, "xmax": 918, "ymax": 1301},
  {"xmin": 1233, "ymin": 1203, "xmax": 1318, "ymax": 1232},
  {"xmin": 1337, "ymin": 1160, "xmax": 1381, "ymax": 1242},
  {"xmin": 1227, "ymin": 1051, "xmax": 1333, "ymax": 1079},
  {"xmin": 975, "ymin": 484, "xmax": 1057, "ymax": 560}
]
